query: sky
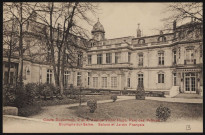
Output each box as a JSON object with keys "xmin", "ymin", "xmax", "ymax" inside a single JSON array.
[
  {"xmin": 3, "ymin": 2, "xmax": 183, "ymax": 39},
  {"xmin": 86, "ymin": 3, "xmax": 171, "ymax": 39}
]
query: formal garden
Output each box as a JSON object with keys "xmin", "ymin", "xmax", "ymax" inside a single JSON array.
[{"xmin": 67, "ymin": 83, "xmax": 203, "ymax": 122}]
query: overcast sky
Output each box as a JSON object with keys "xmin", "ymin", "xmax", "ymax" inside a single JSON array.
[{"xmin": 86, "ymin": 3, "xmax": 171, "ymax": 39}]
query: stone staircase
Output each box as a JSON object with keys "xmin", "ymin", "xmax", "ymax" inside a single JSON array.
[{"xmin": 165, "ymin": 86, "xmax": 180, "ymax": 98}]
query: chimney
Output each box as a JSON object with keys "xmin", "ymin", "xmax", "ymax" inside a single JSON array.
[
  {"xmin": 30, "ymin": 11, "xmax": 37, "ymax": 21},
  {"xmin": 137, "ymin": 23, "xmax": 141, "ymax": 38},
  {"xmin": 160, "ymin": 30, "xmax": 163, "ymax": 35}
]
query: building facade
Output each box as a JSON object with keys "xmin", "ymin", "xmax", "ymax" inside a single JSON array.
[{"xmin": 3, "ymin": 18, "xmax": 203, "ymax": 97}]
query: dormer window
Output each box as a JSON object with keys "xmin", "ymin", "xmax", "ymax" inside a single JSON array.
[
  {"xmin": 138, "ymin": 39, "xmax": 145, "ymax": 44},
  {"xmin": 179, "ymin": 31, "xmax": 185, "ymax": 39},
  {"xmin": 158, "ymin": 36, "xmax": 166, "ymax": 42}
]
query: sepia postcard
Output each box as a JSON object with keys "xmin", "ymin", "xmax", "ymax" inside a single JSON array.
[{"xmin": 2, "ymin": 2, "xmax": 203, "ymax": 133}]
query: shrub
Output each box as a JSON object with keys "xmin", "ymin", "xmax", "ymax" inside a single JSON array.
[
  {"xmin": 63, "ymin": 89, "xmax": 71, "ymax": 97},
  {"xmin": 156, "ymin": 105, "xmax": 171, "ymax": 121},
  {"xmin": 111, "ymin": 95, "xmax": 117, "ymax": 102},
  {"xmin": 41, "ymin": 85, "xmax": 54, "ymax": 100},
  {"xmin": 87, "ymin": 99, "xmax": 97, "ymax": 113},
  {"xmin": 25, "ymin": 83, "xmax": 38, "ymax": 104},
  {"xmin": 3, "ymin": 85, "xmax": 16, "ymax": 106},
  {"xmin": 38, "ymin": 83, "xmax": 61, "ymax": 100},
  {"xmin": 15, "ymin": 91, "xmax": 29, "ymax": 108}
]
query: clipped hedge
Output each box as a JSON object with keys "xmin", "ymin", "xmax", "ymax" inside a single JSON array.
[
  {"xmin": 87, "ymin": 99, "xmax": 97, "ymax": 113},
  {"xmin": 111, "ymin": 95, "xmax": 117, "ymax": 102}
]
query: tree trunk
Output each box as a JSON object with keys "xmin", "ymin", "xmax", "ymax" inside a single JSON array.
[
  {"xmin": 59, "ymin": 48, "xmax": 65, "ymax": 94},
  {"xmin": 17, "ymin": 2, "xmax": 24, "ymax": 88},
  {"xmin": 57, "ymin": 48, "xmax": 60, "ymax": 86},
  {"xmin": 49, "ymin": 2, "xmax": 58, "ymax": 87}
]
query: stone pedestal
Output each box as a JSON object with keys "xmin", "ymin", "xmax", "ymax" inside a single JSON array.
[{"xmin": 3, "ymin": 106, "xmax": 18, "ymax": 116}]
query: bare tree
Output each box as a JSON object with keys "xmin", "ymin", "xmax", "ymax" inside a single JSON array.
[
  {"xmin": 3, "ymin": 16, "xmax": 19, "ymax": 87},
  {"xmin": 36, "ymin": 2, "xmax": 98, "ymax": 93},
  {"xmin": 3, "ymin": 2, "xmax": 38, "ymax": 87},
  {"xmin": 58, "ymin": 2, "xmax": 98, "ymax": 94},
  {"xmin": 161, "ymin": 2, "xmax": 203, "ymax": 32}
]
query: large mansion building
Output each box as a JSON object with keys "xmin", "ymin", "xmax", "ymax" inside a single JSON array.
[{"xmin": 3, "ymin": 17, "xmax": 203, "ymax": 97}]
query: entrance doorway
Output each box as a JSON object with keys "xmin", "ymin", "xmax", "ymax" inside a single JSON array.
[{"xmin": 184, "ymin": 73, "xmax": 196, "ymax": 93}]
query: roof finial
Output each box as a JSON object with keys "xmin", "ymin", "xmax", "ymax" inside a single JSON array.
[{"xmin": 98, "ymin": 18, "xmax": 99, "ymax": 22}]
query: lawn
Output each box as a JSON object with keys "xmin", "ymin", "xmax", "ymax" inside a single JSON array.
[{"xmin": 69, "ymin": 99, "xmax": 203, "ymax": 122}]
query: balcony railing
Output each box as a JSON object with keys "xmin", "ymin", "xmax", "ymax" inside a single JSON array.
[
  {"xmin": 86, "ymin": 62, "xmax": 133, "ymax": 68},
  {"xmin": 184, "ymin": 59, "xmax": 196, "ymax": 65}
]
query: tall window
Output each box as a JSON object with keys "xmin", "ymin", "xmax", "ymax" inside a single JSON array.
[
  {"xmin": 111, "ymin": 77, "xmax": 117, "ymax": 88},
  {"xmin": 115, "ymin": 52, "xmax": 121, "ymax": 64},
  {"xmin": 173, "ymin": 73, "xmax": 176, "ymax": 86},
  {"xmin": 77, "ymin": 52, "xmax": 83, "ymax": 67},
  {"xmin": 102, "ymin": 77, "xmax": 107, "ymax": 88},
  {"xmin": 88, "ymin": 55, "xmax": 92, "ymax": 65},
  {"xmin": 106, "ymin": 53, "xmax": 112, "ymax": 64},
  {"xmin": 128, "ymin": 52, "xmax": 131, "ymax": 63},
  {"xmin": 138, "ymin": 53, "xmax": 143, "ymax": 66},
  {"xmin": 186, "ymin": 49, "xmax": 194, "ymax": 62},
  {"xmin": 97, "ymin": 54, "xmax": 102, "ymax": 64},
  {"xmin": 64, "ymin": 71, "xmax": 70, "ymax": 88},
  {"xmin": 173, "ymin": 50, "xmax": 177, "ymax": 64},
  {"xmin": 88, "ymin": 72, "xmax": 91, "ymax": 86},
  {"xmin": 93, "ymin": 77, "xmax": 98, "ymax": 88},
  {"xmin": 158, "ymin": 73, "xmax": 164, "ymax": 83},
  {"xmin": 158, "ymin": 52, "xmax": 164, "ymax": 65},
  {"xmin": 47, "ymin": 48, "xmax": 52, "ymax": 62},
  {"xmin": 77, "ymin": 72, "xmax": 81, "ymax": 86},
  {"xmin": 138, "ymin": 74, "xmax": 143, "ymax": 85},
  {"xmin": 47, "ymin": 69, "xmax": 52, "ymax": 84},
  {"xmin": 127, "ymin": 78, "xmax": 131, "ymax": 87}
]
